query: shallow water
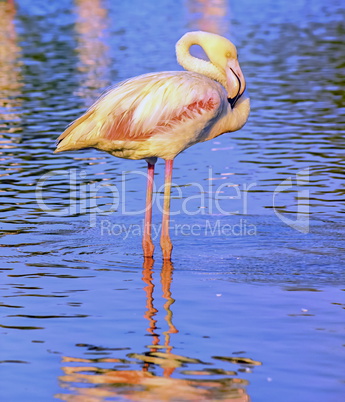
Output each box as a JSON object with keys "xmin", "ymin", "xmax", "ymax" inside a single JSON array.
[{"xmin": 1, "ymin": 0, "xmax": 344, "ymax": 401}]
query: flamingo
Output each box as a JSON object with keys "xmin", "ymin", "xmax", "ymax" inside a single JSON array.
[{"xmin": 55, "ymin": 31, "xmax": 250, "ymax": 260}]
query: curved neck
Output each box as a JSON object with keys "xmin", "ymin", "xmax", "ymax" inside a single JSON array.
[{"xmin": 176, "ymin": 32, "xmax": 227, "ymax": 88}]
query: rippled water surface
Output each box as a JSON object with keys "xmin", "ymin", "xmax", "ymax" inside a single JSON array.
[{"xmin": 1, "ymin": 0, "xmax": 344, "ymax": 401}]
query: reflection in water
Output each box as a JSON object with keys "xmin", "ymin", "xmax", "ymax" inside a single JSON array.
[
  {"xmin": 0, "ymin": 0, "xmax": 23, "ymax": 136},
  {"xmin": 160, "ymin": 260, "xmax": 179, "ymax": 354},
  {"xmin": 0, "ymin": 0, "xmax": 24, "ymax": 196},
  {"xmin": 186, "ymin": 0, "xmax": 228, "ymax": 35},
  {"xmin": 56, "ymin": 260, "xmax": 254, "ymax": 401},
  {"xmin": 142, "ymin": 258, "xmax": 159, "ymax": 348},
  {"xmin": 73, "ymin": 0, "xmax": 111, "ymax": 105}
]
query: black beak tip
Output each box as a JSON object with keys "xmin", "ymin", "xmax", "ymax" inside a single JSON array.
[{"xmin": 228, "ymin": 96, "xmax": 238, "ymax": 109}]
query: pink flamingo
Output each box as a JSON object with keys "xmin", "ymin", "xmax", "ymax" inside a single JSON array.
[{"xmin": 55, "ymin": 31, "xmax": 250, "ymax": 260}]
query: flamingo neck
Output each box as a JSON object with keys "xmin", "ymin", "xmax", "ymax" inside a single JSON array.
[
  {"xmin": 175, "ymin": 32, "xmax": 227, "ymax": 88},
  {"xmin": 207, "ymin": 95, "xmax": 251, "ymax": 141}
]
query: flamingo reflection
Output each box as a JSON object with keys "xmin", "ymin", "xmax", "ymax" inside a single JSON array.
[
  {"xmin": 56, "ymin": 260, "xmax": 252, "ymax": 401},
  {"xmin": 73, "ymin": 0, "xmax": 111, "ymax": 105},
  {"xmin": 187, "ymin": 0, "xmax": 229, "ymax": 35},
  {"xmin": 141, "ymin": 259, "xmax": 178, "ymax": 378},
  {"xmin": 0, "ymin": 0, "xmax": 23, "ymax": 136}
]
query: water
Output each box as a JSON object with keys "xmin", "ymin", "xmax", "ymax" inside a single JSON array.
[{"xmin": 1, "ymin": 0, "xmax": 344, "ymax": 401}]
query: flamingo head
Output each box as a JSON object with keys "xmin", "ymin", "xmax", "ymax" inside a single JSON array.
[{"xmin": 200, "ymin": 32, "xmax": 246, "ymax": 108}]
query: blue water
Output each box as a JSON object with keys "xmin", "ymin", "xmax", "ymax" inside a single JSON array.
[{"xmin": 1, "ymin": 0, "xmax": 344, "ymax": 401}]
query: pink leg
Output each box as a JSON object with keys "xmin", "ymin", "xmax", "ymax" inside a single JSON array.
[
  {"xmin": 142, "ymin": 162, "xmax": 155, "ymax": 258},
  {"xmin": 160, "ymin": 160, "xmax": 173, "ymax": 260}
]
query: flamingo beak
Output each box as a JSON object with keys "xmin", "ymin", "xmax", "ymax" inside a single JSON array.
[{"xmin": 226, "ymin": 58, "xmax": 246, "ymax": 108}]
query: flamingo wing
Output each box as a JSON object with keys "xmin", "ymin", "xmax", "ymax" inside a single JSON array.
[{"xmin": 55, "ymin": 71, "xmax": 224, "ymax": 153}]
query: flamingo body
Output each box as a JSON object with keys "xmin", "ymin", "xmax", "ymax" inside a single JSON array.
[
  {"xmin": 55, "ymin": 71, "xmax": 249, "ymax": 160},
  {"xmin": 55, "ymin": 31, "xmax": 250, "ymax": 259}
]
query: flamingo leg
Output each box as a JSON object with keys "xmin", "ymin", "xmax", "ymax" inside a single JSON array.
[
  {"xmin": 142, "ymin": 162, "xmax": 155, "ymax": 258},
  {"xmin": 160, "ymin": 160, "xmax": 174, "ymax": 260}
]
